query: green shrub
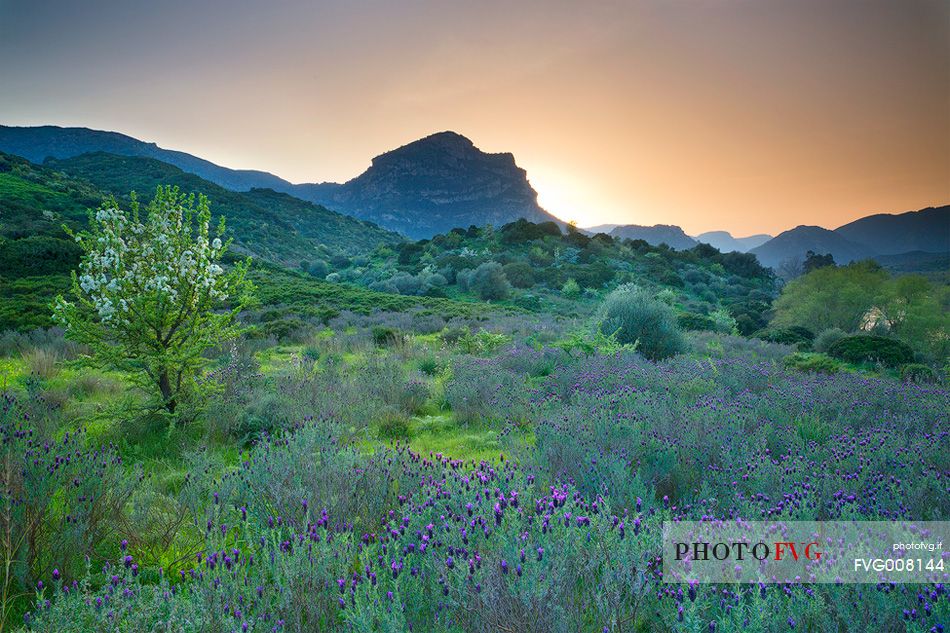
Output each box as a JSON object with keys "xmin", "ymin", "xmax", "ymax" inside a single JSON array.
[
  {"xmin": 256, "ymin": 317, "xmax": 308, "ymax": 341},
  {"xmin": 371, "ymin": 326, "xmax": 403, "ymax": 346},
  {"xmin": 458, "ymin": 261, "xmax": 511, "ymax": 301},
  {"xmin": 900, "ymin": 363, "xmax": 938, "ymax": 384},
  {"xmin": 828, "ymin": 335, "xmax": 914, "ymax": 367},
  {"xmin": 782, "ymin": 352, "xmax": 841, "ymax": 374},
  {"xmin": 418, "ymin": 355, "xmax": 442, "ymax": 376},
  {"xmin": 756, "ymin": 327, "xmax": 814, "ymax": 350},
  {"xmin": 377, "ymin": 409, "xmax": 411, "ymax": 439},
  {"xmin": 457, "ymin": 329, "xmax": 511, "ymax": 355},
  {"xmin": 813, "ymin": 327, "xmax": 846, "ymax": 353},
  {"xmin": 561, "ymin": 278, "xmax": 581, "ymax": 299},
  {"xmin": 677, "ymin": 313, "xmax": 715, "ymax": 332},
  {"xmin": 598, "ymin": 284, "xmax": 686, "ymax": 361},
  {"xmin": 502, "ymin": 261, "xmax": 535, "ymax": 288},
  {"xmin": 513, "ymin": 293, "xmax": 542, "ymax": 311}
]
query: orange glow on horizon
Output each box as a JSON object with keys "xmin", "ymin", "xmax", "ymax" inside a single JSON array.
[{"xmin": 1, "ymin": 0, "xmax": 947, "ymax": 235}]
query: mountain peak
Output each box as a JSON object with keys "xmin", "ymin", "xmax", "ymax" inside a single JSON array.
[
  {"xmin": 370, "ymin": 130, "xmax": 514, "ymax": 170},
  {"xmin": 307, "ymin": 131, "xmax": 560, "ymax": 238}
]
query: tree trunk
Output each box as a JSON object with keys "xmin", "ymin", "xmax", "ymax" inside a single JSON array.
[{"xmin": 158, "ymin": 370, "xmax": 176, "ymax": 414}]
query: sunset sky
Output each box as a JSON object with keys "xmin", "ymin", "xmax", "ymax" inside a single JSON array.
[{"xmin": 2, "ymin": 0, "xmax": 948, "ymax": 235}]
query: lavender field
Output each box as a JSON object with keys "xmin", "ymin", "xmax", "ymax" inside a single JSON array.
[{"xmin": 3, "ymin": 310, "xmax": 947, "ymax": 632}]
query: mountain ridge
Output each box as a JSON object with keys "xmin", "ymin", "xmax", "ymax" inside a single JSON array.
[
  {"xmin": 749, "ymin": 205, "xmax": 949, "ymax": 271},
  {"xmin": 293, "ymin": 131, "xmax": 563, "ymax": 238},
  {"xmin": 0, "ymin": 125, "xmax": 563, "ymax": 239},
  {"xmin": 695, "ymin": 231, "xmax": 772, "ymax": 253},
  {"xmin": 608, "ymin": 224, "xmax": 698, "ymax": 250},
  {"xmin": 2, "ymin": 125, "xmax": 947, "ymax": 252},
  {"xmin": 40, "ymin": 152, "xmax": 401, "ymax": 264}
]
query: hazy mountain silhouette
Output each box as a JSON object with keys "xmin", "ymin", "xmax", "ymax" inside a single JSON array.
[
  {"xmin": 293, "ymin": 132, "xmax": 562, "ymax": 238},
  {"xmin": 834, "ymin": 206, "xmax": 949, "ymax": 255},
  {"xmin": 0, "ymin": 125, "xmax": 294, "ymax": 192},
  {"xmin": 609, "ymin": 224, "xmax": 698, "ymax": 250},
  {"xmin": 749, "ymin": 225, "xmax": 873, "ymax": 269},
  {"xmin": 0, "ymin": 126, "xmax": 562, "ymax": 239},
  {"xmin": 695, "ymin": 230, "xmax": 772, "ymax": 253},
  {"xmin": 749, "ymin": 206, "xmax": 948, "ymax": 270}
]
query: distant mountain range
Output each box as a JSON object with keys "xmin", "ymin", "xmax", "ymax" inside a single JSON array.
[
  {"xmin": 1, "ymin": 125, "xmax": 947, "ymax": 261},
  {"xmin": 608, "ymin": 224, "xmax": 698, "ymax": 250},
  {"xmin": 0, "ymin": 150, "xmax": 400, "ymax": 266},
  {"xmin": 834, "ymin": 206, "xmax": 949, "ymax": 255},
  {"xmin": 0, "ymin": 126, "xmax": 560, "ymax": 239},
  {"xmin": 695, "ymin": 231, "xmax": 772, "ymax": 253},
  {"xmin": 576, "ymin": 226, "xmax": 771, "ymax": 253},
  {"xmin": 0, "ymin": 125, "xmax": 293, "ymax": 192},
  {"xmin": 748, "ymin": 225, "xmax": 873, "ymax": 269},
  {"xmin": 749, "ymin": 206, "xmax": 949, "ymax": 269}
]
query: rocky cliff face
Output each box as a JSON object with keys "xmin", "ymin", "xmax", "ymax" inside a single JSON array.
[{"xmin": 296, "ymin": 132, "xmax": 561, "ymax": 238}]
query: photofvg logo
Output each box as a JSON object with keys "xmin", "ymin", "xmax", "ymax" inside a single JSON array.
[{"xmin": 663, "ymin": 521, "xmax": 948, "ymax": 584}]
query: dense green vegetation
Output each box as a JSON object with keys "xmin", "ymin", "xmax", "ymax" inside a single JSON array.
[
  {"xmin": 303, "ymin": 218, "xmax": 777, "ymax": 334},
  {"xmin": 1, "ymin": 162, "xmax": 947, "ymax": 631},
  {"xmin": 770, "ymin": 260, "xmax": 949, "ymax": 362},
  {"xmin": 44, "ymin": 152, "xmax": 402, "ymax": 263}
]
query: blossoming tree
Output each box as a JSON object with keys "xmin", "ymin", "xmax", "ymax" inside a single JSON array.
[{"xmin": 53, "ymin": 186, "xmax": 254, "ymax": 415}]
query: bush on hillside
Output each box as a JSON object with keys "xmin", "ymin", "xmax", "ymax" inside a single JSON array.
[
  {"xmin": 756, "ymin": 326, "xmax": 814, "ymax": 350},
  {"xmin": 782, "ymin": 352, "xmax": 842, "ymax": 374},
  {"xmin": 502, "ymin": 261, "xmax": 535, "ymax": 288},
  {"xmin": 899, "ymin": 363, "xmax": 938, "ymax": 384},
  {"xmin": 827, "ymin": 335, "xmax": 914, "ymax": 367},
  {"xmin": 677, "ymin": 313, "xmax": 715, "ymax": 332},
  {"xmin": 598, "ymin": 284, "xmax": 686, "ymax": 360},
  {"xmin": 458, "ymin": 261, "xmax": 511, "ymax": 301},
  {"xmin": 813, "ymin": 327, "xmax": 846, "ymax": 354},
  {"xmin": 561, "ymin": 278, "xmax": 581, "ymax": 299}
]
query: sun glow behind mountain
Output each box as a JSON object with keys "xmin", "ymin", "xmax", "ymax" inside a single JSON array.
[{"xmin": 1, "ymin": 0, "xmax": 947, "ymax": 234}]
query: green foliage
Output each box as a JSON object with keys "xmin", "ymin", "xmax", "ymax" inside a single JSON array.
[
  {"xmin": 0, "ymin": 274, "xmax": 71, "ymax": 331},
  {"xmin": 827, "ymin": 335, "xmax": 915, "ymax": 367},
  {"xmin": 0, "ymin": 236, "xmax": 81, "ymax": 277},
  {"xmin": 513, "ymin": 293, "xmax": 542, "ymax": 311},
  {"xmin": 53, "ymin": 187, "xmax": 254, "ymax": 415},
  {"xmin": 371, "ymin": 326, "xmax": 403, "ymax": 346},
  {"xmin": 678, "ymin": 313, "xmax": 716, "ymax": 331},
  {"xmin": 554, "ymin": 328, "xmax": 635, "ymax": 356},
  {"xmin": 813, "ymin": 327, "xmax": 846, "ymax": 353},
  {"xmin": 782, "ymin": 352, "xmax": 842, "ymax": 374},
  {"xmin": 802, "ymin": 250, "xmax": 835, "ymax": 274},
  {"xmin": 560, "ymin": 278, "xmax": 581, "ymax": 298},
  {"xmin": 417, "ymin": 354, "xmax": 443, "ymax": 376},
  {"xmin": 756, "ymin": 326, "xmax": 814, "ymax": 350},
  {"xmin": 772, "ymin": 261, "xmax": 948, "ymax": 360},
  {"xmin": 377, "ymin": 409, "xmax": 411, "ymax": 439},
  {"xmin": 772, "ymin": 261, "xmax": 889, "ymax": 332},
  {"xmin": 456, "ymin": 329, "xmax": 511, "ymax": 355},
  {"xmin": 597, "ymin": 284, "xmax": 686, "ymax": 360},
  {"xmin": 677, "ymin": 309, "xmax": 735, "ymax": 334},
  {"xmin": 368, "ymin": 219, "xmax": 776, "ymax": 321},
  {"xmin": 458, "ymin": 261, "xmax": 511, "ymax": 301},
  {"xmin": 248, "ymin": 263, "xmax": 500, "ymax": 328},
  {"xmin": 900, "ymin": 363, "xmax": 938, "ymax": 384},
  {"xmin": 499, "ymin": 218, "xmax": 562, "ymax": 243},
  {"xmin": 502, "ymin": 261, "xmax": 535, "ymax": 288},
  {"xmin": 45, "ymin": 152, "xmax": 402, "ymax": 264}
]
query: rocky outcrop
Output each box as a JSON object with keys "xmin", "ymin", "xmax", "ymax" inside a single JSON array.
[{"xmin": 295, "ymin": 132, "xmax": 562, "ymax": 238}]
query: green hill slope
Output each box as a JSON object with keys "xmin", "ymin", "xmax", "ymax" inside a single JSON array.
[{"xmin": 44, "ymin": 152, "xmax": 402, "ymax": 264}]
